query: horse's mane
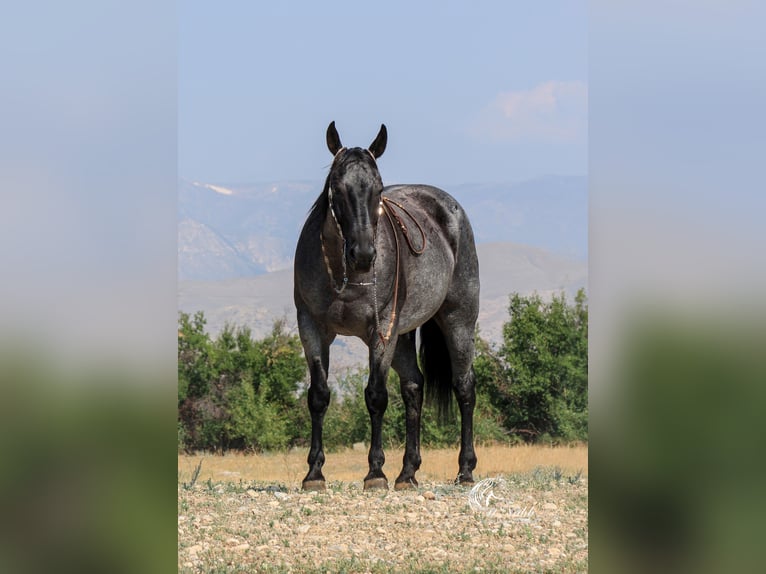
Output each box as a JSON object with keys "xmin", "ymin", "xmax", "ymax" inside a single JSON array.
[{"xmin": 308, "ymin": 174, "xmax": 331, "ymax": 221}]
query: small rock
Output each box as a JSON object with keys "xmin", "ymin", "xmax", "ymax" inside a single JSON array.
[
  {"xmin": 375, "ymin": 527, "xmax": 386, "ymax": 535},
  {"xmin": 246, "ymin": 489, "xmax": 258, "ymax": 498},
  {"xmin": 422, "ymin": 490, "xmax": 436, "ymax": 500},
  {"xmin": 552, "ymin": 520, "xmax": 562, "ymax": 527},
  {"xmin": 225, "ymin": 537, "xmax": 240, "ymax": 546},
  {"xmin": 186, "ymin": 544, "xmax": 202, "ymax": 555},
  {"xmin": 416, "ymin": 495, "xmax": 426, "ymax": 502},
  {"xmin": 274, "ymin": 491, "xmax": 289, "ymax": 500},
  {"xmin": 297, "ymin": 524, "xmax": 310, "ymax": 534},
  {"xmin": 233, "ymin": 543, "xmax": 250, "ymax": 552},
  {"xmin": 542, "ymin": 502, "xmax": 558, "ymax": 510}
]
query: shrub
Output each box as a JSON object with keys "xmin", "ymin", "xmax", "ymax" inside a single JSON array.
[{"xmin": 477, "ymin": 289, "xmax": 588, "ymax": 442}]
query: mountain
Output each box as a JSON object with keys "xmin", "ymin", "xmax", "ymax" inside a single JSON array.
[
  {"xmin": 178, "ymin": 176, "xmax": 587, "ymax": 281},
  {"xmin": 178, "ymin": 180, "xmax": 318, "ymax": 280},
  {"xmin": 453, "ymin": 176, "xmax": 587, "ymax": 260},
  {"xmin": 178, "ymin": 242, "xmax": 587, "ymax": 377}
]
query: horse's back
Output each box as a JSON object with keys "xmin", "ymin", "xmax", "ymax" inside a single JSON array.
[
  {"xmin": 383, "ymin": 184, "xmax": 479, "ymax": 328},
  {"xmin": 383, "ymin": 183, "xmax": 478, "ymax": 268}
]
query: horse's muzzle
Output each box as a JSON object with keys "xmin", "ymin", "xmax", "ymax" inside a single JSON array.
[{"xmin": 348, "ymin": 242, "xmax": 376, "ymax": 272}]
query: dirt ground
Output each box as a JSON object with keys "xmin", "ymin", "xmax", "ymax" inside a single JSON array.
[{"xmin": 178, "ymin": 446, "xmax": 588, "ymax": 573}]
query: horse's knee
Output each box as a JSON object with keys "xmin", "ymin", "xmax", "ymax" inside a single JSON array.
[
  {"xmin": 307, "ymin": 357, "xmax": 331, "ymax": 413},
  {"xmin": 364, "ymin": 383, "xmax": 388, "ymax": 414},
  {"xmin": 308, "ymin": 384, "xmax": 330, "ymax": 413}
]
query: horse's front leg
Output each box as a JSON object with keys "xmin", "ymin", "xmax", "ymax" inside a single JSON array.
[
  {"xmin": 392, "ymin": 332, "xmax": 424, "ymax": 490},
  {"xmin": 363, "ymin": 336, "xmax": 398, "ymax": 490},
  {"xmin": 298, "ymin": 310, "xmax": 333, "ymax": 491}
]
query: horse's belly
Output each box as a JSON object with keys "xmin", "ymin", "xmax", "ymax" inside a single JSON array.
[{"xmin": 398, "ymin": 281, "xmax": 450, "ymax": 332}]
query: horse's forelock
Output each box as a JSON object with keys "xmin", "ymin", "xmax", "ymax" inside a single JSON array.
[{"xmin": 308, "ymin": 147, "xmax": 381, "ymax": 220}]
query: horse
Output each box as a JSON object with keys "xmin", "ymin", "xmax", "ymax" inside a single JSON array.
[{"xmin": 294, "ymin": 121, "xmax": 480, "ymax": 491}]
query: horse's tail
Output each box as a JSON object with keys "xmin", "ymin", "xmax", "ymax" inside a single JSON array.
[{"xmin": 419, "ymin": 318, "xmax": 453, "ymax": 421}]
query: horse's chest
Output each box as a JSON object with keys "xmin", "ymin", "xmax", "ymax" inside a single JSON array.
[
  {"xmin": 322, "ymin": 298, "xmax": 372, "ymax": 336},
  {"xmin": 314, "ymin": 299, "xmax": 373, "ymax": 336}
]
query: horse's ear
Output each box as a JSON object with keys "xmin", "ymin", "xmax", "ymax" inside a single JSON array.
[
  {"xmin": 368, "ymin": 124, "xmax": 387, "ymax": 159},
  {"xmin": 326, "ymin": 121, "xmax": 343, "ymax": 155}
]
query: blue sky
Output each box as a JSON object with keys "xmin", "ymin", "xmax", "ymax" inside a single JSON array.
[{"xmin": 179, "ymin": 1, "xmax": 587, "ymax": 186}]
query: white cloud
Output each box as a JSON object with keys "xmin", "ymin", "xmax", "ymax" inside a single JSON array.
[{"xmin": 471, "ymin": 81, "xmax": 588, "ymax": 143}]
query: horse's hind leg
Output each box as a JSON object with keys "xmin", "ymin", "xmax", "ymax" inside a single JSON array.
[
  {"xmin": 453, "ymin": 361, "xmax": 478, "ymax": 484},
  {"xmin": 392, "ymin": 332, "xmax": 424, "ymax": 489},
  {"xmin": 439, "ymin": 313, "xmax": 479, "ymax": 485}
]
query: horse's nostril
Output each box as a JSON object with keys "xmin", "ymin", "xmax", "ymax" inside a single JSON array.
[{"xmin": 349, "ymin": 243, "xmax": 375, "ymax": 268}]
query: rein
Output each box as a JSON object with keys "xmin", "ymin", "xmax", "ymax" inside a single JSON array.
[{"xmin": 319, "ymin": 161, "xmax": 428, "ymax": 346}]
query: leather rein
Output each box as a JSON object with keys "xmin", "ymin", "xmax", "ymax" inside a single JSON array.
[{"xmin": 319, "ymin": 149, "xmax": 427, "ymax": 346}]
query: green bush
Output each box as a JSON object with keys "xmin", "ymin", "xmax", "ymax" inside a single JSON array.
[
  {"xmin": 177, "ymin": 313, "xmax": 306, "ymax": 452},
  {"xmin": 478, "ymin": 289, "xmax": 588, "ymax": 442},
  {"xmin": 177, "ymin": 288, "xmax": 588, "ymax": 453}
]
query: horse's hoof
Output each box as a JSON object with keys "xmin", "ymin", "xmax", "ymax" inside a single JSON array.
[
  {"xmin": 363, "ymin": 477, "xmax": 389, "ymax": 490},
  {"xmin": 394, "ymin": 479, "xmax": 418, "ymax": 490},
  {"xmin": 302, "ymin": 479, "xmax": 326, "ymax": 491},
  {"xmin": 456, "ymin": 475, "xmax": 475, "ymax": 486}
]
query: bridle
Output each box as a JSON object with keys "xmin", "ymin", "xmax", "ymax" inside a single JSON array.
[{"xmin": 319, "ymin": 148, "xmax": 427, "ymax": 346}]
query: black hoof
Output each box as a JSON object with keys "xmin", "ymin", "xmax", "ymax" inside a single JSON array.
[
  {"xmin": 302, "ymin": 479, "xmax": 326, "ymax": 491},
  {"xmin": 394, "ymin": 477, "xmax": 418, "ymax": 490},
  {"xmin": 456, "ymin": 473, "xmax": 475, "ymax": 486},
  {"xmin": 363, "ymin": 477, "xmax": 389, "ymax": 490}
]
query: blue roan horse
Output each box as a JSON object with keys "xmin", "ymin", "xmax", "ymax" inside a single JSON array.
[{"xmin": 294, "ymin": 122, "xmax": 480, "ymax": 490}]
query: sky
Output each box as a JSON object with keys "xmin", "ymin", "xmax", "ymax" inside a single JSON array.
[{"xmin": 179, "ymin": 1, "xmax": 587, "ymax": 187}]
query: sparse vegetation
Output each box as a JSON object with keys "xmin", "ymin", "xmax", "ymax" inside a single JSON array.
[{"xmin": 177, "ymin": 457, "xmax": 588, "ymax": 573}]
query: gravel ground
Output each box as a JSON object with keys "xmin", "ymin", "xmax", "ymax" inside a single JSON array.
[{"xmin": 178, "ymin": 468, "xmax": 587, "ymax": 573}]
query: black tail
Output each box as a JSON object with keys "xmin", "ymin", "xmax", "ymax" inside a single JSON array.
[{"xmin": 419, "ymin": 319, "xmax": 453, "ymax": 422}]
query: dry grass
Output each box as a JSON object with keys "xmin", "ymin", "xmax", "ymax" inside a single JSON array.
[{"xmin": 178, "ymin": 443, "xmax": 587, "ymax": 488}]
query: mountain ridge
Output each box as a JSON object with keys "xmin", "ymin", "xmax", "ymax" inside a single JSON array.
[{"xmin": 178, "ymin": 175, "xmax": 587, "ymax": 281}]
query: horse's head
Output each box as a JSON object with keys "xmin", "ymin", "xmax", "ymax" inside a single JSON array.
[{"xmin": 324, "ymin": 121, "xmax": 387, "ymax": 272}]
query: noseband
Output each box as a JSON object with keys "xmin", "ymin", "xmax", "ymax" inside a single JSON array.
[{"xmin": 319, "ymin": 148, "xmax": 427, "ymax": 346}]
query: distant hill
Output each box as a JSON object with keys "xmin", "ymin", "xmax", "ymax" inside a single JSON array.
[
  {"xmin": 178, "ymin": 176, "xmax": 587, "ymax": 281},
  {"xmin": 178, "ymin": 180, "xmax": 317, "ymax": 280},
  {"xmin": 453, "ymin": 176, "xmax": 587, "ymax": 260},
  {"xmin": 178, "ymin": 242, "xmax": 587, "ymax": 378}
]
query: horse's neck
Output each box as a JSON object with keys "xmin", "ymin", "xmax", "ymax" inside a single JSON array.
[
  {"xmin": 319, "ymin": 213, "xmax": 345, "ymax": 275},
  {"xmin": 321, "ymin": 213, "xmax": 343, "ymax": 249}
]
